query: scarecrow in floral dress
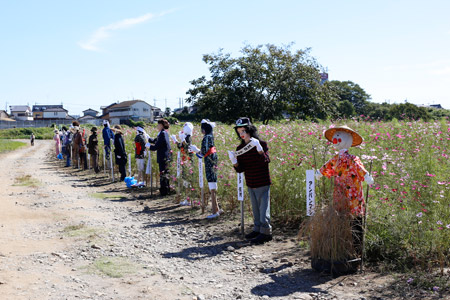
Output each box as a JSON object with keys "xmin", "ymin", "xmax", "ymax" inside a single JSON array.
[
  {"xmin": 312, "ymin": 125, "xmax": 374, "ymax": 275},
  {"xmin": 316, "ymin": 126, "xmax": 374, "ymax": 216}
]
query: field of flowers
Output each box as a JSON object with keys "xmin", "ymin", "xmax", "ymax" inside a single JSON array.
[{"xmin": 99, "ymin": 119, "xmax": 449, "ymax": 277}]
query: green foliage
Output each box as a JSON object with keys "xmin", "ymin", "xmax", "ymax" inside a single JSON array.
[
  {"xmin": 127, "ymin": 119, "xmax": 146, "ymax": 128},
  {"xmin": 165, "ymin": 116, "xmax": 179, "ymax": 124},
  {"xmin": 0, "ymin": 127, "xmax": 54, "ymax": 139},
  {"xmin": 186, "ymin": 44, "xmax": 337, "ymax": 124},
  {"xmin": 389, "ymin": 103, "xmax": 432, "ymax": 121},
  {"xmin": 337, "ymin": 100, "xmax": 356, "ymax": 118},
  {"xmin": 328, "ymin": 80, "xmax": 371, "ymax": 114}
]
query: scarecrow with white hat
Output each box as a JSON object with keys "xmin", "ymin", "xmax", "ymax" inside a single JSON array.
[
  {"xmin": 312, "ymin": 125, "xmax": 374, "ymax": 275},
  {"xmin": 53, "ymin": 129, "xmax": 61, "ymax": 157},
  {"xmin": 173, "ymin": 122, "xmax": 195, "ymax": 206}
]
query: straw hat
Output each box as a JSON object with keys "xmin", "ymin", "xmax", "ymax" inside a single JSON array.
[{"xmin": 324, "ymin": 125, "xmax": 363, "ymax": 147}]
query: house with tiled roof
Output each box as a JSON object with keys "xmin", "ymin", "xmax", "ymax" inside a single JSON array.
[{"xmin": 104, "ymin": 100, "xmax": 156, "ymax": 125}]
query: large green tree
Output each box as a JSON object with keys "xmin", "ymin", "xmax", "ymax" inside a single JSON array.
[
  {"xmin": 186, "ymin": 44, "xmax": 337, "ymax": 124},
  {"xmin": 327, "ymin": 80, "xmax": 371, "ymax": 115}
]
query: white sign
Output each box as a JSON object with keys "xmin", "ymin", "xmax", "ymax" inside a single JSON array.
[
  {"xmin": 198, "ymin": 158, "xmax": 204, "ymax": 188},
  {"xmin": 306, "ymin": 170, "xmax": 315, "ymax": 216},
  {"xmin": 237, "ymin": 173, "xmax": 244, "ymax": 201},
  {"xmin": 176, "ymin": 151, "xmax": 181, "ymax": 177}
]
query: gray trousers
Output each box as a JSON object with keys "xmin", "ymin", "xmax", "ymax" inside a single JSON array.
[{"xmin": 248, "ymin": 185, "xmax": 272, "ymax": 235}]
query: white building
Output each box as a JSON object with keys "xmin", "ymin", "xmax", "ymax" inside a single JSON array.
[
  {"xmin": 9, "ymin": 105, "xmax": 33, "ymax": 121},
  {"xmin": 107, "ymin": 100, "xmax": 154, "ymax": 125},
  {"xmin": 42, "ymin": 107, "xmax": 68, "ymax": 119}
]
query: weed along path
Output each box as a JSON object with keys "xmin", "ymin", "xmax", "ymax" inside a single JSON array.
[{"xmin": 0, "ymin": 140, "xmax": 434, "ymax": 300}]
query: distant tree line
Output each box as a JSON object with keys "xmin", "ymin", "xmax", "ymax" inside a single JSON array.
[{"xmin": 181, "ymin": 44, "xmax": 449, "ymax": 123}]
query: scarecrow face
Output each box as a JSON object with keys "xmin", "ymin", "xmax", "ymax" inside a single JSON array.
[
  {"xmin": 332, "ymin": 131, "xmax": 352, "ymax": 150},
  {"xmin": 236, "ymin": 127, "xmax": 249, "ymax": 140}
]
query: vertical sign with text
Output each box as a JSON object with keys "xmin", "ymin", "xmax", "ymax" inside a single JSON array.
[
  {"xmin": 237, "ymin": 173, "xmax": 244, "ymax": 201},
  {"xmin": 198, "ymin": 158, "xmax": 204, "ymax": 188},
  {"xmin": 306, "ymin": 170, "xmax": 315, "ymax": 216}
]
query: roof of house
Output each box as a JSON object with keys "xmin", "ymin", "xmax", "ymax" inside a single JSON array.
[
  {"xmin": 32, "ymin": 105, "xmax": 63, "ymax": 112},
  {"xmin": 10, "ymin": 105, "xmax": 31, "ymax": 111},
  {"xmin": 109, "ymin": 100, "xmax": 150, "ymax": 110},
  {"xmin": 43, "ymin": 107, "xmax": 68, "ymax": 112},
  {"xmin": 83, "ymin": 108, "xmax": 98, "ymax": 112},
  {"xmin": 78, "ymin": 115, "xmax": 98, "ymax": 120}
]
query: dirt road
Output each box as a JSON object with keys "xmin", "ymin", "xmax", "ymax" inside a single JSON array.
[{"xmin": 0, "ymin": 140, "xmax": 434, "ymax": 300}]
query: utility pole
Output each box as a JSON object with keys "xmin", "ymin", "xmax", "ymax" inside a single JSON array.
[
  {"xmin": 165, "ymin": 98, "xmax": 167, "ymax": 109},
  {"xmin": 153, "ymin": 99, "xmax": 156, "ymax": 107}
]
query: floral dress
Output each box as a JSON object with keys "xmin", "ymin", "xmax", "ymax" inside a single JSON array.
[{"xmin": 319, "ymin": 150, "xmax": 368, "ymax": 216}]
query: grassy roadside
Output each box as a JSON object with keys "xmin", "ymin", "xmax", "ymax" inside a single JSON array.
[
  {"xmin": 0, "ymin": 139, "xmax": 27, "ymax": 153},
  {"xmin": 0, "ymin": 127, "xmax": 54, "ymax": 139}
]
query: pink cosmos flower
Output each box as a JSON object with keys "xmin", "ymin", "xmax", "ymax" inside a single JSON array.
[{"xmin": 416, "ymin": 212, "xmax": 423, "ymax": 217}]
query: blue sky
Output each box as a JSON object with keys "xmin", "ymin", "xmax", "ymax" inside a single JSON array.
[{"xmin": 1, "ymin": 0, "xmax": 449, "ymax": 115}]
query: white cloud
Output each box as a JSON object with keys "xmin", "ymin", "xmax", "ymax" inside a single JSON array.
[{"xmin": 79, "ymin": 11, "xmax": 168, "ymax": 51}]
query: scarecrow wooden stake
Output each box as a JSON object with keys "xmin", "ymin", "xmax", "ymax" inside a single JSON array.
[{"xmin": 311, "ymin": 125, "xmax": 374, "ymax": 276}]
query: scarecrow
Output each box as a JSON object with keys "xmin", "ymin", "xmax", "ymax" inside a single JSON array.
[
  {"xmin": 173, "ymin": 122, "xmax": 195, "ymax": 206},
  {"xmin": 189, "ymin": 119, "xmax": 221, "ymax": 218},
  {"xmin": 311, "ymin": 125, "xmax": 374, "ymax": 275}
]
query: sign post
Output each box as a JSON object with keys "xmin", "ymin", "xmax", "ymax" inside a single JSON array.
[
  {"xmin": 198, "ymin": 157, "xmax": 204, "ymax": 213},
  {"xmin": 237, "ymin": 173, "xmax": 244, "ymax": 236}
]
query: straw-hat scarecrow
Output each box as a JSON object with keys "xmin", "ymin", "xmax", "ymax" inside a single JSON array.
[{"xmin": 311, "ymin": 125, "xmax": 374, "ymax": 275}]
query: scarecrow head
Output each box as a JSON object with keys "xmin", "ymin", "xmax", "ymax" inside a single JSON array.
[
  {"xmin": 324, "ymin": 126, "xmax": 363, "ymax": 151},
  {"xmin": 182, "ymin": 122, "xmax": 194, "ymax": 136}
]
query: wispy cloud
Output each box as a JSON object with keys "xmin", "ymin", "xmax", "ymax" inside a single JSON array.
[{"xmin": 79, "ymin": 11, "xmax": 171, "ymax": 51}]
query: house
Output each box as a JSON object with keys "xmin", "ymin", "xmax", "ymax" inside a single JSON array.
[
  {"xmin": 32, "ymin": 105, "xmax": 64, "ymax": 119},
  {"xmin": 78, "ymin": 108, "xmax": 101, "ymax": 125},
  {"xmin": 82, "ymin": 108, "xmax": 99, "ymax": 117},
  {"xmin": 0, "ymin": 110, "xmax": 15, "ymax": 122},
  {"xmin": 9, "ymin": 105, "xmax": 33, "ymax": 121},
  {"xmin": 106, "ymin": 100, "xmax": 156, "ymax": 125},
  {"xmin": 153, "ymin": 107, "xmax": 163, "ymax": 120},
  {"xmin": 42, "ymin": 107, "xmax": 68, "ymax": 120}
]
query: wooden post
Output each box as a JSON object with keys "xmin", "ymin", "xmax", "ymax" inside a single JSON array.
[
  {"xmin": 198, "ymin": 157, "xmax": 204, "ymax": 213},
  {"xmin": 360, "ymin": 160, "xmax": 373, "ymax": 273},
  {"xmin": 110, "ymin": 151, "xmax": 114, "ymax": 182},
  {"xmin": 103, "ymin": 149, "xmax": 106, "ymax": 174}
]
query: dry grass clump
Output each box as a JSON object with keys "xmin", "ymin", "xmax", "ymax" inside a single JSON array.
[{"xmin": 300, "ymin": 205, "xmax": 355, "ymax": 262}]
